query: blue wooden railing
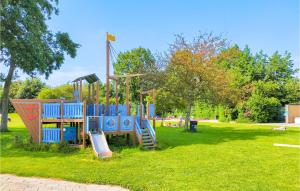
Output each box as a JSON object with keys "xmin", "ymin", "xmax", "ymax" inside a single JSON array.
[
  {"xmin": 43, "ymin": 103, "xmax": 60, "ymax": 118},
  {"xmin": 43, "ymin": 128, "xmax": 60, "ymax": 143},
  {"xmin": 42, "ymin": 102, "xmax": 83, "ymax": 119},
  {"xmin": 64, "ymin": 103, "xmax": 83, "ymax": 118}
]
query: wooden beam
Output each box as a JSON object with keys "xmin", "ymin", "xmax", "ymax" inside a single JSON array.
[
  {"xmin": 116, "ymin": 79, "xmax": 119, "ymax": 114},
  {"xmin": 82, "ymin": 101, "xmax": 86, "ymax": 148},
  {"xmin": 110, "ymin": 73, "xmax": 145, "ymax": 78},
  {"xmin": 60, "ymin": 100, "xmax": 64, "ymax": 143},
  {"xmin": 88, "ymin": 84, "xmax": 91, "ymax": 103},
  {"xmin": 80, "ymin": 80, "xmax": 83, "ymax": 102},
  {"xmin": 140, "ymin": 93, "xmax": 143, "ymax": 127},
  {"xmin": 39, "ymin": 102, "xmax": 42, "ymax": 143},
  {"xmin": 105, "ymin": 40, "xmax": 110, "ymax": 115},
  {"xmin": 126, "ymin": 77, "xmax": 130, "ymax": 115},
  {"xmin": 92, "ymin": 83, "xmax": 95, "ymax": 102},
  {"xmin": 153, "ymin": 89, "xmax": 156, "ymax": 131},
  {"xmin": 96, "ymin": 81, "xmax": 99, "ymax": 116}
]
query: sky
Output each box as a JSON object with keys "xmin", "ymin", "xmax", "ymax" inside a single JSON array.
[{"xmin": 3, "ymin": 0, "xmax": 300, "ymax": 86}]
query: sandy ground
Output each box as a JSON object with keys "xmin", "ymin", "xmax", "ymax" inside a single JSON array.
[{"xmin": 0, "ymin": 174, "xmax": 129, "ymax": 191}]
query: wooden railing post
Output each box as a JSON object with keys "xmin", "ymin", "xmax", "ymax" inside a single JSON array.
[
  {"xmin": 60, "ymin": 100, "xmax": 64, "ymax": 143},
  {"xmin": 132, "ymin": 115, "xmax": 136, "ymax": 145},
  {"xmin": 39, "ymin": 103, "xmax": 42, "ymax": 143},
  {"xmin": 118, "ymin": 114, "xmax": 121, "ymax": 132},
  {"xmin": 82, "ymin": 101, "xmax": 86, "ymax": 148}
]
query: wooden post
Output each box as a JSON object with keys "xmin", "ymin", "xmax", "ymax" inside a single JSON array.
[
  {"xmin": 92, "ymin": 83, "xmax": 95, "ymax": 102},
  {"xmin": 140, "ymin": 93, "xmax": 143, "ymax": 127},
  {"xmin": 60, "ymin": 100, "xmax": 64, "ymax": 143},
  {"xmin": 125, "ymin": 77, "xmax": 130, "ymax": 115},
  {"xmin": 153, "ymin": 89, "xmax": 156, "ymax": 131},
  {"xmin": 118, "ymin": 113, "xmax": 121, "ymax": 132},
  {"xmin": 96, "ymin": 81, "xmax": 99, "ymax": 116},
  {"xmin": 73, "ymin": 83, "xmax": 76, "ymax": 100},
  {"xmin": 82, "ymin": 101, "xmax": 86, "ymax": 148},
  {"xmin": 147, "ymin": 102, "xmax": 150, "ymax": 119},
  {"xmin": 88, "ymin": 84, "xmax": 91, "ymax": 103},
  {"xmin": 80, "ymin": 79, "xmax": 83, "ymax": 102},
  {"xmin": 116, "ymin": 79, "xmax": 119, "ymax": 114},
  {"xmin": 132, "ymin": 115, "xmax": 136, "ymax": 145},
  {"xmin": 105, "ymin": 38, "xmax": 110, "ymax": 115},
  {"xmin": 39, "ymin": 103, "xmax": 42, "ymax": 143}
]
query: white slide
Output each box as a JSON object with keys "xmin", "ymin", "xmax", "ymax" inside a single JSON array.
[{"xmin": 89, "ymin": 131, "xmax": 112, "ymax": 158}]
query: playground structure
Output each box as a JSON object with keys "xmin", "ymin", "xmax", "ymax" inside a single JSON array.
[{"xmin": 11, "ymin": 33, "xmax": 157, "ymax": 158}]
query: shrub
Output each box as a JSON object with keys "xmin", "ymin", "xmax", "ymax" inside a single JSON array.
[
  {"xmin": 56, "ymin": 142, "xmax": 78, "ymax": 153},
  {"xmin": 246, "ymin": 94, "xmax": 281, "ymax": 122},
  {"xmin": 12, "ymin": 137, "xmax": 78, "ymax": 153}
]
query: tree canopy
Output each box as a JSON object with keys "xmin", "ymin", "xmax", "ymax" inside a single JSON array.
[{"xmin": 0, "ymin": 0, "xmax": 79, "ymax": 131}]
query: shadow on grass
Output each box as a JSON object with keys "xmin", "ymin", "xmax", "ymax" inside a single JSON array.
[{"xmin": 156, "ymin": 124, "xmax": 292, "ymax": 150}]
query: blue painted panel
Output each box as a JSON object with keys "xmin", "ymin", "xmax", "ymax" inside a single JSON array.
[
  {"xmin": 63, "ymin": 127, "xmax": 76, "ymax": 141},
  {"xmin": 150, "ymin": 104, "xmax": 155, "ymax": 118},
  {"xmin": 120, "ymin": 116, "xmax": 134, "ymax": 131},
  {"xmin": 118, "ymin": 105, "xmax": 127, "ymax": 116},
  {"xmin": 43, "ymin": 128, "xmax": 60, "ymax": 143},
  {"xmin": 86, "ymin": 104, "xmax": 104, "ymax": 116},
  {"xmin": 86, "ymin": 104, "xmax": 96, "ymax": 116},
  {"xmin": 43, "ymin": 103, "xmax": 60, "ymax": 118},
  {"xmin": 63, "ymin": 103, "xmax": 83, "ymax": 118},
  {"xmin": 73, "ymin": 90, "xmax": 80, "ymax": 102},
  {"xmin": 103, "ymin": 116, "xmax": 118, "ymax": 132}
]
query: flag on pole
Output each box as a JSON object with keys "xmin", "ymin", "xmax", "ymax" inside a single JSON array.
[{"xmin": 106, "ymin": 33, "xmax": 116, "ymax": 41}]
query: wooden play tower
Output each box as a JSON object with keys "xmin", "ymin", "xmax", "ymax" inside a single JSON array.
[{"xmin": 11, "ymin": 33, "xmax": 157, "ymax": 152}]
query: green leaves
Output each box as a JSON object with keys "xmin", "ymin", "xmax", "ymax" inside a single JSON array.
[{"xmin": 0, "ymin": 0, "xmax": 79, "ymax": 78}]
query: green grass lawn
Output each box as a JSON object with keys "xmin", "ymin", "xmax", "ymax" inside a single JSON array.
[{"xmin": 1, "ymin": 114, "xmax": 299, "ymax": 191}]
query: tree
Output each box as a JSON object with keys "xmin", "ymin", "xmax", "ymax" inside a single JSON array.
[
  {"xmin": 113, "ymin": 47, "xmax": 158, "ymax": 103},
  {"xmin": 214, "ymin": 46, "xmax": 299, "ymax": 122},
  {"xmin": 155, "ymin": 88, "xmax": 184, "ymax": 126},
  {"xmin": 163, "ymin": 33, "xmax": 232, "ymax": 130},
  {"xmin": 0, "ymin": 0, "xmax": 79, "ymax": 131},
  {"xmin": 0, "ymin": 80, "xmax": 22, "ymax": 112},
  {"xmin": 17, "ymin": 78, "xmax": 45, "ymax": 99},
  {"xmin": 38, "ymin": 84, "xmax": 74, "ymax": 100}
]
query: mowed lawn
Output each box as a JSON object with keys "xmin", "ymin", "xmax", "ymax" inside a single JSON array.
[{"xmin": 1, "ymin": 114, "xmax": 299, "ymax": 191}]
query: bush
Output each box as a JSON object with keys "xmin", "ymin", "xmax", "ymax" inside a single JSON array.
[
  {"xmin": 12, "ymin": 137, "xmax": 78, "ymax": 153},
  {"xmin": 246, "ymin": 94, "xmax": 281, "ymax": 122},
  {"xmin": 56, "ymin": 141, "xmax": 78, "ymax": 153}
]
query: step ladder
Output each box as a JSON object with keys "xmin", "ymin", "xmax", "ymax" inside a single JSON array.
[{"xmin": 141, "ymin": 128, "xmax": 156, "ymax": 149}]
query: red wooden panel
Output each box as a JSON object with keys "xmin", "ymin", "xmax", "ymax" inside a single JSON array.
[{"xmin": 11, "ymin": 100, "xmax": 40, "ymax": 142}]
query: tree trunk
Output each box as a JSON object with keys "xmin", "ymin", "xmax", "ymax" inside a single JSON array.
[
  {"xmin": 1, "ymin": 62, "xmax": 16, "ymax": 132},
  {"xmin": 184, "ymin": 103, "xmax": 192, "ymax": 130}
]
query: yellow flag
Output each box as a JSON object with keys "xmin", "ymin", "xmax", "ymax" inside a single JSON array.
[{"xmin": 106, "ymin": 33, "xmax": 116, "ymax": 41}]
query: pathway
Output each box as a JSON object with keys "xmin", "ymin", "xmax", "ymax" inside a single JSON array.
[{"xmin": 0, "ymin": 174, "xmax": 129, "ymax": 191}]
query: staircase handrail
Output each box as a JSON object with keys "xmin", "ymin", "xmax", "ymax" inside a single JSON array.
[
  {"xmin": 135, "ymin": 119, "xmax": 142, "ymax": 144},
  {"xmin": 146, "ymin": 120, "xmax": 156, "ymax": 143}
]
